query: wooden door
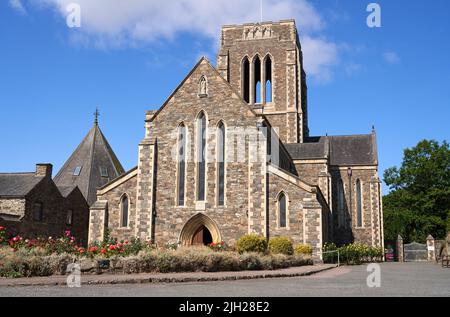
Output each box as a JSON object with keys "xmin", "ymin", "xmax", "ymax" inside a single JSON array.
[{"xmin": 192, "ymin": 226, "xmax": 205, "ymax": 245}]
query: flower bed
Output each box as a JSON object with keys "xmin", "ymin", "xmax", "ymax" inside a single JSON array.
[
  {"xmin": 0, "ymin": 227, "xmax": 5, "ymax": 245},
  {"xmin": 0, "ymin": 227, "xmax": 312, "ymax": 278}
]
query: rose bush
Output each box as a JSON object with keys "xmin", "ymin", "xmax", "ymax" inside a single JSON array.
[
  {"xmin": 207, "ymin": 241, "xmax": 228, "ymax": 252},
  {"xmin": 0, "ymin": 226, "xmax": 6, "ymax": 245}
]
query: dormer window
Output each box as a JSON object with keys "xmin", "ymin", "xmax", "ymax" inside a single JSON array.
[
  {"xmin": 100, "ymin": 167, "xmax": 109, "ymax": 178},
  {"xmin": 73, "ymin": 166, "xmax": 82, "ymax": 176}
]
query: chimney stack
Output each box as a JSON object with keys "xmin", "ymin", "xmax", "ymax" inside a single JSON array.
[{"xmin": 35, "ymin": 164, "xmax": 53, "ymax": 178}]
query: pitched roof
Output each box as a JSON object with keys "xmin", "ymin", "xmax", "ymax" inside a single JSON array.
[
  {"xmin": 54, "ymin": 122, "xmax": 125, "ymax": 206},
  {"xmin": 285, "ymin": 132, "xmax": 378, "ymax": 166},
  {"xmin": 57, "ymin": 185, "xmax": 78, "ymax": 198},
  {"xmin": 0, "ymin": 173, "xmax": 44, "ymax": 197},
  {"xmin": 284, "ymin": 142, "xmax": 327, "ymax": 160},
  {"xmin": 329, "ymin": 134, "xmax": 377, "ymax": 166}
]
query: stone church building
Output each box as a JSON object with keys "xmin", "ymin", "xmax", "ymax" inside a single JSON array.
[{"xmin": 89, "ymin": 20, "xmax": 384, "ymax": 256}]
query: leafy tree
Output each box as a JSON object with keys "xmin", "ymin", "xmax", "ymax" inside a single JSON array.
[{"xmin": 383, "ymin": 140, "xmax": 450, "ymax": 242}]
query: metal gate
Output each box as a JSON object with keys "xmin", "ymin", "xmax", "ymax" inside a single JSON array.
[{"xmin": 404, "ymin": 242, "xmax": 427, "ymax": 262}]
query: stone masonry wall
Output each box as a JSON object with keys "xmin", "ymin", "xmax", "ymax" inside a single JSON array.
[
  {"xmin": 1, "ymin": 176, "xmax": 89, "ymax": 243},
  {"xmin": 330, "ymin": 167, "xmax": 382, "ymax": 247},
  {"xmin": 267, "ymin": 172, "xmax": 309, "ymax": 243},
  {"xmin": 140, "ymin": 60, "xmax": 265, "ymax": 246},
  {"xmin": 64, "ymin": 189, "xmax": 90, "ymax": 245},
  {"xmin": 96, "ymin": 173, "xmax": 138, "ymax": 243},
  {"xmin": 219, "ymin": 21, "xmax": 305, "ymax": 144},
  {"xmin": 267, "ymin": 168, "xmax": 329, "ymax": 259},
  {"xmin": 0, "ymin": 199, "xmax": 26, "ymax": 217}
]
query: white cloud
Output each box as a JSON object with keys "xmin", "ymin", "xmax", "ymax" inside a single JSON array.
[
  {"xmin": 383, "ymin": 51, "xmax": 400, "ymax": 64},
  {"xmin": 344, "ymin": 63, "xmax": 362, "ymax": 76},
  {"xmin": 301, "ymin": 36, "xmax": 338, "ymax": 83},
  {"xmin": 22, "ymin": 0, "xmax": 338, "ymax": 81},
  {"xmin": 9, "ymin": 0, "xmax": 27, "ymax": 14}
]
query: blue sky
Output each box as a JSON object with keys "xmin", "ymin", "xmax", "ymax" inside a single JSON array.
[{"xmin": 0, "ymin": 0, "xmax": 449, "ymax": 194}]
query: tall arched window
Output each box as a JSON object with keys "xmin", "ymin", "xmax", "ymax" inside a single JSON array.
[
  {"xmin": 253, "ymin": 56, "xmax": 262, "ymax": 104},
  {"xmin": 197, "ymin": 112, "xmax": 207, "ymax": 201},
  {"xmin": 121, "ymin": 195, "xmax": 129, "ymax": 228},
  {"xmin": 178, "ymin": 124, "xmax": 187, "ymax": 206},
  {"xmin": 242, "ymin": 57, "xmax": 250, "ymax": 103},
  {"xmin": 356, "ymin": 179, "xmax": 363, "ymax": 227},
  {"xmin": 278, "ymin": 193, "xmax": 287, "ymax": 228},
  {"xmin": 217, "ymin": 122, "xmax": 226, "ymax": 206},
  {"xmin": 338, "ymin": 180, "xmax": 345, "ymax": 228},
  {"xmin": 265, "ymin": 56, "xmax": 272, "ymax": 103}
]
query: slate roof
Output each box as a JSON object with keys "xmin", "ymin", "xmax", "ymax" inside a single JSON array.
[
  {"xmin": 0, "ymin": 173, "xmax": 44, "ymax": 198},
  {"xmin": 0, "ymin": 173, "xmax": 44, "ymax": 197},
  {"xmin": 285, "ymin": 132, "xmax": 378, "ymax": 166},
  {"xmin": 57, "ymin": 185, "xmax": 78, "ymax": 198},
  {"xmin": 54, "ymin": 122, "xmax": 125, "ymax": 206},
  {"xmin": 328, "ymin": 134, "xmax": 377, "ymax": 166},
  {"xmin": 284, "ymin": 142, "xmax": 327, "ymax": 160}
]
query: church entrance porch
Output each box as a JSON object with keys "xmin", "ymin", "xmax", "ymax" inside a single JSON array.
[{"xmin": 179, "ymin": 213, "xmax": 221, "ymax": 246}]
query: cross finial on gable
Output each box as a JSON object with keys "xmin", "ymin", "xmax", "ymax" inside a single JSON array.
[{"xmin": 94, "ymin": 107, "xmax": 100, "ymax": 125}]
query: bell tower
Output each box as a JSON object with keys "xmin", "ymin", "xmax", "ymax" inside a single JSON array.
[{"xmin": 217, "ymin": 20, "xmax": 309, "ymax": 144}]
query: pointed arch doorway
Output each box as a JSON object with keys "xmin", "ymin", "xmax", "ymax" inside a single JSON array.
[
  {"xmin": 192, "ymin": 226, "xmax": 213, "ymax": 246},
  {"xmin": 179, "ymin": 213, "xmax": 221, "ymax": 246}
]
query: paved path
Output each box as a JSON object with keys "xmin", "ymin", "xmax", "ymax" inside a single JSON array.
[
  {"xmin": 0, "ymin": 263, "xmax": 449, "ymax": 297},
  {"xmin": 0, "ymin": 264, "xmax": 335, "ymax": 287}
]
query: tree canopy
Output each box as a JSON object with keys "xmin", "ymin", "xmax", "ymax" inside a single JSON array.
[{"xmin": 383, "ymin": 140, "xmax": 450, "ymax": 242}]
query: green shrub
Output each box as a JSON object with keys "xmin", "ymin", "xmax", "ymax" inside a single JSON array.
[
  {"xmin": 239, "ymin": 253, "xmax": 263, "ymax": 270},
  {"xmin": 322, "ymin": 242, "xmax": 338, "ymax": 264},
  {"xmin": 0, "ymin": 253, "xmax": 25, "ymax": 278},
  {"xmin": 295, "ymin": 244, "xmax": 313, "ymax": 256},
  {"xmin": 120, "ymin": 256, "xmax": 141, "ymax": 274},
  {"xmin": 268, "ymin": 237, "xmax": 294, "ymax": 255},
  {"xmin": 0, "ymin": 244, "xmax": 314, "ymax": 278},
  {"xmin": 236, "ymin": 234, "xmax": 268, "ymax": 254},
  {"xmin": 322, "ymin": 243, "xmax": 384, "ymax": 265}
]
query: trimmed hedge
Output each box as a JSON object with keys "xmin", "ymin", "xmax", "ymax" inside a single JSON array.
[
  {"xmin": 268, "ymin": 237, "xmax": 294, "ymax": 255},
  {"xmin": 236, "ymin": 234, "xmax": 268, "ymax": 254}
]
